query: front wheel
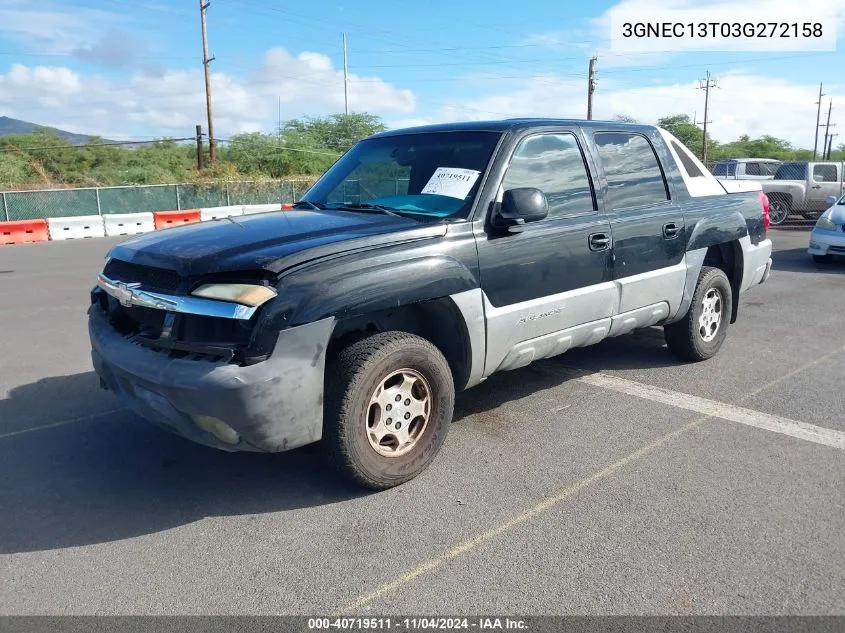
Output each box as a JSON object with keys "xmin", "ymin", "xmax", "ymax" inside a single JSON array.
[
  {"xmin": 324, "ymin": 331, "xmax": 454, "ymax": 490},
  {"xmin": 664, "ymin": 266, "xmax": 733, "ymax": 362}
]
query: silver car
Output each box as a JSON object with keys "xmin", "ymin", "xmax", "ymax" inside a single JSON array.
[{"xmin": 808, "ymin": 195, "xmax": 845, "ymax": 263}]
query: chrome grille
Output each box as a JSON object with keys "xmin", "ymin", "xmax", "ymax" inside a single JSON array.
[{"xmin": 102, "ymin": 259, "xmax": 181, "ymax": 292}]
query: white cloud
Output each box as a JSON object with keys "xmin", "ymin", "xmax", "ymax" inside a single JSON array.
[
  {"xmin": 0, "ymin": 1, "xmax": 123, "ymax": 54},
  {"xmin": 391, "ymin": 73, "xmax": 843, "ymax": 148},
  {"xmin": 0, "ymin": 48, "xmax": 416, "ymax": 140}
]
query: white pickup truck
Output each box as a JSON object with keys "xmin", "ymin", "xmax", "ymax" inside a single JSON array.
[{"xmin": 761, "ymin": 161, "xmax": 845, "ymax": 225}]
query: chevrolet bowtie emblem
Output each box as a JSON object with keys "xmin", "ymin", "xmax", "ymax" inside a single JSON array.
[{"xmin": 113, "ymin": 281, "xmax": 142, "ymax": 307}]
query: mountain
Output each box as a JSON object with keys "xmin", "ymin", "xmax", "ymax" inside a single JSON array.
[{"xmin": 0, "ymin": 116, "xmax": 114, "ymax": 145}]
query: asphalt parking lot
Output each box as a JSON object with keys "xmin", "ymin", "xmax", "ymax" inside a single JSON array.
[{"xmin": 0, "ymin": 229, "xmax": 843, "ymax": 616}]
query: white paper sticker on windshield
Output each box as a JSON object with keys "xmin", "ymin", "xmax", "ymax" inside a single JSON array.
[{"xmin": 421, "ymin": 167, "xmax": 481, "ymax": 199}]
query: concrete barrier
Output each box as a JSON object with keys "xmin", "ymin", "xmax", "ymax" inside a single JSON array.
[
  {"xmin": 1, "ymin": 219, "xmax": 50, "ymax": 245},
  {"xmin": 103, "ymin": 212, "xmax": 156, "ymax": 236},
  {"xmin": 200, "ymin": 205, "xmax": 244, "ymax": 221},
  {"xmin": 153, "ymin": 209, "xmax": 201, "ymax": 230},
  {"xmin": 47, "ymin": 215, "xmax": 106, "ymax": 241},
  {"xmin": 242, "ymin": 203, "xmax": 282, "ymax": 215}
]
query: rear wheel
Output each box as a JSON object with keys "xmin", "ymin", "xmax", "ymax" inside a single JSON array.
[
  {"xmin": 324, "ymin": 331, "xmax": 454, "ymax": 490},
  {"xmin": 768, "ymin": 198, "xmax": 790, "ymax": 225},
  {"xmin": 813, "ymin": 254, "xmax": 834, "ymax": 264},
  {"xmin": 664, "ymin": 266, "xmax": 733, "ymax": 362}
]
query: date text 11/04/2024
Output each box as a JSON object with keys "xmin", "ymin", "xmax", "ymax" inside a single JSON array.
[
  {"xmin": 307, "ymin": 617, "xmax": 528, "ymax": 630},
  {"xmin": 621, "ymin": 22, "xmax": 823, "ymax": 38}
]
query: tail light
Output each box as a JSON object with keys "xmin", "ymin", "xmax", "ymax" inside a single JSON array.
[
  {"xmin": 758, "ymin": 191, "xmax": 770, "ymax": 230},
  {"xmin": 282, "ymin": 203, "xmax": 294, "ymax": 210}
]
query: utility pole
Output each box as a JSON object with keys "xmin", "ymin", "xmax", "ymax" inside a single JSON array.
[
  {"xmin": 200, "ymin": 0, "xmax": 216, "ymax": 162},
  {"xmin": 195, "ymin": 124, "xmax": 204, "ymax": 170},
  {"xmin": 827, "ymin": 133, "xmax": 838, "ymax": 160},
  {"xmin": 342, "ymin": 32, "xmax": 349, "ymax": 116},
  {"xmin": 820, "ymin": 100, "xmax": 834, "ymax": 161},
  {"xmin": 813, "ymin": 82, "xmax": 825, "ymax": 159},
  {"xmin": 587, "ymin": 56, "xmax": 597, "ymax": 120},
  {"xmin": 697, "ymin": 70, "xmax": 717, "ymax": 163}
]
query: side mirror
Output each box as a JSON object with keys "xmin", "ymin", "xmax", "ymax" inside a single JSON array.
[
  {"xmin": 493, "ymin": 187, "xmax": 548, "ymax": 230},
  {"xmin": 826, "ymin": 195, "xmax": 838, "ymax": 207}
]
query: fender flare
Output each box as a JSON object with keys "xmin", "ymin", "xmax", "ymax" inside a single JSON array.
[{"xmin": 287, "ymin": 255, "xmax": 479, "ymax": 325}]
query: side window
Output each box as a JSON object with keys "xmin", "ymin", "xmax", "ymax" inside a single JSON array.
[
  {"xmin": 813, "ymin": 164, "xmax": 838, "ymax": 183},
  {"xmin": 594, "ymin": 132, "xmax": 670, "ymax": 209},
  {"xmin": 745, "ymin": 162, "xmax": 761, "ymax": 176},
  {"xmin": 501, "ymin": 133, "xmax": 596, "ymax": 219},
  {"xmin": 712, "ymin": 163, "xmax": 727, "ymax": 176}
]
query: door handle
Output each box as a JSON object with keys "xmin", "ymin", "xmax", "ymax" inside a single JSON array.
[
  {"xmin": 589, "ymin": 232, "xmax": 610, "ymax": 251},
  {"xmin": 812, "ymin": 185, "xmax": 822, "ymax": 189},
  {"xmin": 663, "ymin": 222, "xmax": 681, "ymax": 239}
]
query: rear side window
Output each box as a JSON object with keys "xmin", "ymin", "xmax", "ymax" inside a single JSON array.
[
  {"xmin": 594, "ymin": 132, "xmax": 670, "ymax": 209},
  {"xmin": 670, "ymin": 141, "xmax": 703, "ymax": 177},
  {"xmin": 761, "ymin": 162, "xmax": 780, "ymax": 176},
  {"xmin": 813, "ymin": 164, "xmax": 838, "ymax": 182},
  {"xmin": 745, "ymin": 162, "xmax": 761, "ymax": 176},
  {"xmin": 774, "ymin": 163, "xmax": 807, "ymax": 180}
]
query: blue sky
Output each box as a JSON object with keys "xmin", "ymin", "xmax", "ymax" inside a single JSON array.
[{"xmin": 0, "ymin": 0, "xmax": 842, "ymax": 147}]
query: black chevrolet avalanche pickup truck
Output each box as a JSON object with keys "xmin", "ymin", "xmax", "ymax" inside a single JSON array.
[{"xmin": 89, "ymin": 119, "xmax": 773, "ymax": 489}]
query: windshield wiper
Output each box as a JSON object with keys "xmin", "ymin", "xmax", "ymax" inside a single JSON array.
[
  {"xmin": 292, "ymin": 199, "xmax": 325, "ymax": 210},
  {"xmin": 329, "ymin": 203, "xmax": 404, "ymax": 218}
]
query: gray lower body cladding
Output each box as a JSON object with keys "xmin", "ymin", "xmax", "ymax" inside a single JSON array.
[{"xmin": 88, "ymin": 305, "xmax": 334, "ymax": 453}]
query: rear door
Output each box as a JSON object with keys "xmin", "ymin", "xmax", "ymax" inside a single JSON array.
[
  {"xmin": 474, "ymin": 128, "xmax": 615, "ymax": 374},
  {"xmin": 588, "ymin": 130, "xmax": 687, "ymax": 316}
]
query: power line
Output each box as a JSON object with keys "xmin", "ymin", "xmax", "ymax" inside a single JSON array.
[
  {"xmin": 696, "ymin": 70, "xmax": 718, "ymax": 163},
  {"xmin": 199, "ymin": 0, "xmax": 217, "ymax": 162},
  {"xmin": 217, "ymin": 139, "xmax": 341, "ymax": 156},
  {"xmin": 820, "ymin": 100, "xmax": 835, "ymax": 160},
  {"xmin": 343, "ymin": 32, "xmax": 349, "ymax": 115},
  {"xmin": 814, "ymin": 82, "xmax": 826, "ymax": 160},
  {"xmin": 0, "ymin": 138, "xmax": 194, "ymax": 153}
]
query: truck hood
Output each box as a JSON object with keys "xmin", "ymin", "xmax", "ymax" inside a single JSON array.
[{"xmin": 106, "ymin": 209, "xmax": 447, "ymax": 276}]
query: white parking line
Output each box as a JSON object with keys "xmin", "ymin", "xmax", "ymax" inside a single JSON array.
[
  {"xmin": 0, "ymin": 408, "xmax": 127, "ymax": 440},
  {"xmin": 578, "ymin": 373, "xmax": 845, "ymax": 451}
]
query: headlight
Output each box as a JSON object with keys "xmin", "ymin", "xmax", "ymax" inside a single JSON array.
[
  {"xmin": 816, "ymin": 214, "xmax": 837, "ymax": 231},
  {"xmin": 191, "ymin": 283, "xmax": 277, "ymax": 307}
]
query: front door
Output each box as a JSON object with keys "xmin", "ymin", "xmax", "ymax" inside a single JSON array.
[
  {"xmin": 474, "ymin": 129, "xmax": 616, "ymax": 375},
  {"xmin": 808, "ymin": 163, "xmax": 843, "ymax": 211}
]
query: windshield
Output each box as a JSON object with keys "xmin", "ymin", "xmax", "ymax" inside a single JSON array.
[
  {"xmin": 713, "ymin": 162, "xmax": 736, "ymax": 177},
  {"xmin": 302, "ymin": 131, "xmax": 502, "ymax": 219}
]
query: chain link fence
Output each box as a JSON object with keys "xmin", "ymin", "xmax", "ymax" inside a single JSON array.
[{"xmin": 1, "ymin": 180, "xmax": 315, "ymax": 222}]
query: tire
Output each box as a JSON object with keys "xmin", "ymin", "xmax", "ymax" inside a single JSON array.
[
  {"xmin": 768, "ymin": 198, "xmax": 790, "ymax": 225},
  {"xmin": 323, "ymin": 331, "xmax": 454, "ymax": 490},
  {"xmin": 664, "ymin": 266, "xmax": 733, "ymax": 362},
  {"xmin": 813, "ymin": 254, "xmax": 834, "ymax": 264}
]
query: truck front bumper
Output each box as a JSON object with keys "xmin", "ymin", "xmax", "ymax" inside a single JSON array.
[
  {"xmin": 808, "ymin": 228, "xmax": 845, "ymax": 257},
  {"xmin": 88, "ymin": 305, "xmax": 335, "ymax": 453}
]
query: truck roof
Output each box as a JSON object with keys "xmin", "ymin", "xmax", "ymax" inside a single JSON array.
[{"xmin": 369, "ymin": 118, "xmax": 656, "ymax": 138}]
